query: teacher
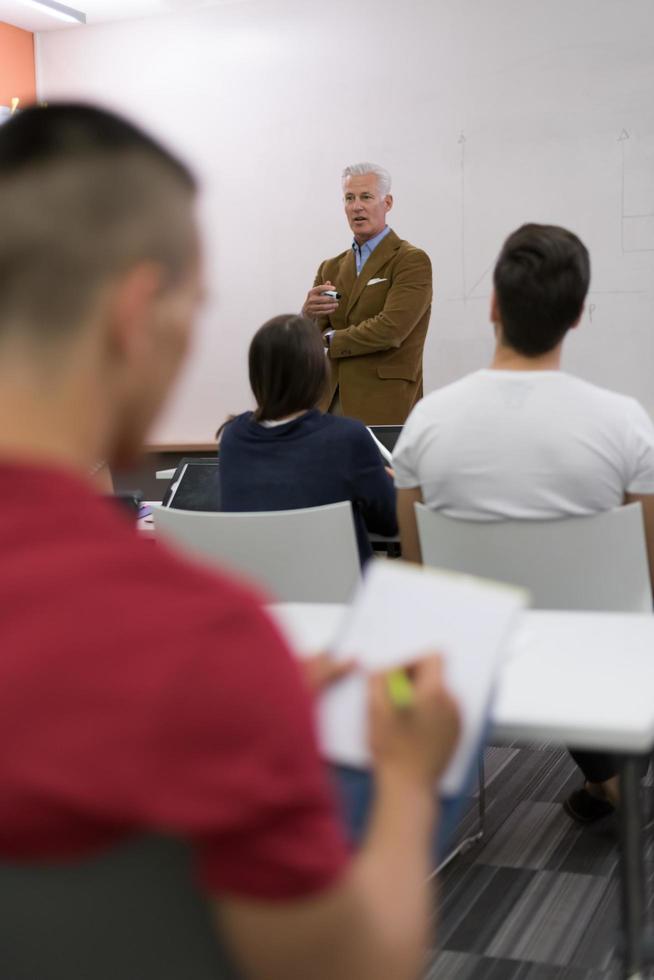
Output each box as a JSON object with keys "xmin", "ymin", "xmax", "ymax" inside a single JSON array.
[{"xmin": 302, "ymin": 162, "xmax": 432, "ymax": 424}]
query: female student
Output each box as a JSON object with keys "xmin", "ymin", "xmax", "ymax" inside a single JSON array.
[{"xmin": 218, "ymin": 314, "xmax": 397, "ymax": 564}]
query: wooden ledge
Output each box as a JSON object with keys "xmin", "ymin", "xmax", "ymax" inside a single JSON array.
[{"xmin": 145, "ymin": 443, "xmax": 217, "ymax": 453}]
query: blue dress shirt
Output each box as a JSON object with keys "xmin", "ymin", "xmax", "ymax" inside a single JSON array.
[{"xmin": 352, "ymin": 225, "xmax": 392, "ymax": 275}]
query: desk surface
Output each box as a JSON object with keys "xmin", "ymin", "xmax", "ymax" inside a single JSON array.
[{"xmin": 268, "ymin": 603, "xmax": 654, "ymax": 755}]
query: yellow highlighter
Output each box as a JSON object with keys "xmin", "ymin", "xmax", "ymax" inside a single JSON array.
[{"xmin": 387, "ymin": 669, "xmax": 414, "ymax": 709}]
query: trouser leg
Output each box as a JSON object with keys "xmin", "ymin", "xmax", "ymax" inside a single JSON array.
[
  {"xmin": 328, "ymin": 387, "xmax": 343, "ymax": 416},
  {"xmin": 569, "ymin": 749, "xmax": 649, "ymax": 785},
  {"xmin": 569, "ymin": 749, "xmax": 617, "ymax": 783}
]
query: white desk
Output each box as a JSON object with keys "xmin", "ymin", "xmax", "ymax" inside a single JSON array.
[
  {"xmin": 269, "ymin": 603, "xmax": 654, "ymax": 980},
  {"xmin": 270, "ymin": 604, "xmax": 654, "ymax": 752}
]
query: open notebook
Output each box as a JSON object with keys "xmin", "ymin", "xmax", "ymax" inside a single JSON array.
[{"xmin": 319, "ymin": 561, "xmax": 528, "ymax": 797}]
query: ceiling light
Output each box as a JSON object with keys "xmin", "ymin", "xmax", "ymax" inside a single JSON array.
[{"xmin": 19, "ymin": 0, "xmax": 86, "ymax": 25}]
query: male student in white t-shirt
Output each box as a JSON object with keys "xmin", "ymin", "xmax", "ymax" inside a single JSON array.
[{"xmin": 393, "ymin": 222, "xmax": 654, "ymax": 824}]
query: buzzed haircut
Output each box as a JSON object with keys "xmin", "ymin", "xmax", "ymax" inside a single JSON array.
[
  {"xmin": 0, "ymin": 103, "xmax": 197, "ymax": 342},
  {"xmin": 493, "ymin": 223, "xmax": 591, "ymax": 357}
]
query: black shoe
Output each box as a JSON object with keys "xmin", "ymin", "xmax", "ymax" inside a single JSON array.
[{"xmin": 563, "ymin": 788, "xmax": 615, "ymax": 824}]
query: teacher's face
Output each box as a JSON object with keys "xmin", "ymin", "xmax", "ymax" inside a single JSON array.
[{"xmin": 343, "ymin": 173, "xmax": 393, "ymax": 244}]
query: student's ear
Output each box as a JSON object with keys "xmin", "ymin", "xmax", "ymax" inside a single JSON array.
[
  {"xmin": 490, "ymin": 290, "xmax": 500, "ymax": 325},
  {"xmin": 570, "ymin": 306, "xmax": 584, "ymax": 330},
  {"xmin": 105, "ymin": 262, "xmax": 165, "ymax": 368}
]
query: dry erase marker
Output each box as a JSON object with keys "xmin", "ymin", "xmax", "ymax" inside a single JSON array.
[
  {"xmin": 322, "ymin": 290, "xmax": 341, "ymax": 300},
  {"xmin": 387, "ymin": 669, "xmax": 414, "ymax": 709}
]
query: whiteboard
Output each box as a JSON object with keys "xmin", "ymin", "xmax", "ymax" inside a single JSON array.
[{"xmin": 35, "ymin": 0, "xmax": 654, "ymax": 443}]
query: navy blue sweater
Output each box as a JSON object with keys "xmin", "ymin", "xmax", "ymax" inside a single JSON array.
[{"xmin": 219, "ymin": 410, "xmax": 397, "ymax": 564}]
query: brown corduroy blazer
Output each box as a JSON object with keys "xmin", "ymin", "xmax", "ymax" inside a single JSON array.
[{"xmin": 313, "ymin": 230, "xmax": 432, "ymax": 424}]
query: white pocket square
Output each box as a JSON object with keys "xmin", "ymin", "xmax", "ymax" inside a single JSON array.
[{"xmin": 367, "ymin": 277, "xmax": 388, "ymax": 286}]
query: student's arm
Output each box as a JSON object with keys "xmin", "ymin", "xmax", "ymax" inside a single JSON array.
[
  {"xmin": 397, "ymin": 487, "xmax": 424, "ymax": 564},
  {"xmin": 90, "ymin": 460, "xmax": 113, "ymax": 493},
  {"xmin": 217, "ymin": 656, "xmax": 460, "ymax": 980},
  {"xmin": 621, "ymin": 401, "xmax": 654, "ymax": 595},
  {"xmin": 625, "ymin": 492, "xmax": 654, "ymax": 593},
  {"xmin": 349, "ymin": 428, "xmax": 398, "ymax": 536}
]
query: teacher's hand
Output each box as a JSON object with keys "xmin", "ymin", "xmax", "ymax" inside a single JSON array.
[{"xmin": 302, "ymin": 281, "xmax": 340, "ymax": 319}]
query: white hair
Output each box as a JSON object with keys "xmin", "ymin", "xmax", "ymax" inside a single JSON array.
[{"xmin": 341, "ymin": 162, "xmax": 392, "ymax": 197}]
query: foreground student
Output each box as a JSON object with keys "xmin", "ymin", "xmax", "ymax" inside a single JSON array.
[
  {"xmin": 0, "ymin": 104, "xmax": 460, "ymax": 979},
  {"xmin": 218, "ymin": 313, "xmax": 397, "ymax": 564},
  {"xmin": 393, "ymin": 223, "xmax": 654, "ymax": 823}
]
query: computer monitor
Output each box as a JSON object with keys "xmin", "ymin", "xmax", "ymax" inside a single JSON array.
[
  {"xmin": 161, "ymin": 458, "xmax": 221, "ymax": 511},
  {"xmin": 367, "ymin": 425, "xmax": 403, "ymax": 465},
  {"xmin": 108, "ymin": 490, "xmax": 143, "ymax": 521}
]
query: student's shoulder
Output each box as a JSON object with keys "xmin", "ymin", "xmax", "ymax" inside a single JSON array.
[
  {"xmin": 310, "ymin": 415, "xmax": 381, "ymax": 462},
  {"xmin": 319, "ymin": 413, "xmax": 371, "ymax": 442},
  {"xmin": 219, "ymin": 411, "xmax": 254, "ymax": 442},
  {"xmin": 409, "ymin": 372, "xmax": 483, "ymax": 417},
  {"xmin": 223, "ymin": 411, "xmax": 253, "ymax": 428},
  {"xmin": 33, "ymin": 498, "xmax": 274, "ymax": 679},
  {"xmin": 95, "ymin": 526, "xmax": 274, "ymax": 649},
  {"xmin": 562, "ymin": 374, "xmax": 650, "ymax": 419}
]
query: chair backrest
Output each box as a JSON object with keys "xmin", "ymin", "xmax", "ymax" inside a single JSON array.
[
  {"xmin": 153, "ymin": 500, "xmax": 361, "ymax": 602},
  {"xmin": 0, "ymin": 836, "xmax": 242, "ymax": 980},
  {"xmin": 415, "ymin": 502, "xmax": 652, "ymax": 612}
]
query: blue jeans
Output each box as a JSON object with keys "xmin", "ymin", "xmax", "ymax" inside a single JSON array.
[{"xmin": 331, "ymin": 761, "xmax": 478, "ymax": 862}]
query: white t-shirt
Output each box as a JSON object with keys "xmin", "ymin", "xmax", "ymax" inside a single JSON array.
[{"xmin": 393, "ymin": 370, "xmax": 654, "ymax": 521}]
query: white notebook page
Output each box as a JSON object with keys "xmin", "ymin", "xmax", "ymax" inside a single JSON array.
[{"xmin": 320, "ymin": 561, "xmax": 528, "ymax": 796}]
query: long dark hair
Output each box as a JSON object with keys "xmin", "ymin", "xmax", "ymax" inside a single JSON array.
[
  {"xmin": 216, "ymin": 314, "xmax": 329, "ymax": 440},
  {"xmin": 249, "ymin": 314, "xmax": 328, "ymax": 421}
]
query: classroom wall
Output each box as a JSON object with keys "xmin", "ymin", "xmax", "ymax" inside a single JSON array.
[
  {"xmin": 0, "ymin": 21, "xmax": 35, "ymax": 107},
  {"xmin": 35, "ymin": 0, "xmax": 654, "ymax": 444}
]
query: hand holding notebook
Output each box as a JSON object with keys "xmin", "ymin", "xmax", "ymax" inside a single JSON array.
[{"xmin": 319, "ymin": 561, "xmax": 528, "ymax": 797}]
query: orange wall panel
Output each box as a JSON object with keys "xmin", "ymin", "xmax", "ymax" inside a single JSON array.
[{"xmin": 0, "ymin": 22, "xmax": 36, "ymax": 108}]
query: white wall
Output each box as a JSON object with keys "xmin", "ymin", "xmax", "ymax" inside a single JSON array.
[{"xmin": 36, "ymin": 0, "xmax": 654, "ymax": 443}]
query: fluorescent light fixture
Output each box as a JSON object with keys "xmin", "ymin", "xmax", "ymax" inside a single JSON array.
[{"xmin": 19, "ymin": 0, "xmax": 86, "ymax": 24}]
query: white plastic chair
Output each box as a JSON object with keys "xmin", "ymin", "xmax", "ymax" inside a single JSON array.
[
  {"xmin": 415, "ymin": 502, "xmax": 652, "ymax": 613},
  {"xmin": 415, "ymin": 502, "xmax": 652, "ymax": 868},
  {"xmin": 153, "ymin": 501, "xmax": 361, "ymax": 602}
]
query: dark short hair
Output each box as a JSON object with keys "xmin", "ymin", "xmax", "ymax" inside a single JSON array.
[
  {"xmin": 249, "ymin": 315, "xmax": 328, "ymax": 420},
  {"xmin": 0, "ymin": 102, "xmax": 197, "ymax": 342},
  {"xmin": 493, "ymin": 224, "xmax": 590, "ymax": 356}
]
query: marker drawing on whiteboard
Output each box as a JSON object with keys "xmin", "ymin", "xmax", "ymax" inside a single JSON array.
[
  {"xmin": 619, "ymin": 128, "xmax": 654, "ymax": 254},
  {"xmin": 458, "ymin": 131, "xmax": 467, "ymax": 302},
  {"xmin": 454, "ymin": 132, "xmax": 493, "ymax": 303}
]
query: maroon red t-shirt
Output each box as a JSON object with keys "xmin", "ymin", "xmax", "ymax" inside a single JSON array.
[{"xmin": 0, "ymin": 462, "xmax": 349, "ymax": 900}]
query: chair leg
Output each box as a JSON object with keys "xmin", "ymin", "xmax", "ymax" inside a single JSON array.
[{"xmin": 433, "ymin": 752, "xmax": 487, "ymax": 876}]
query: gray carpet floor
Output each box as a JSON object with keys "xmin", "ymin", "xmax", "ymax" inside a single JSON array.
[{"xmin": 425, "ymin": 743, "xmax": 654, "ymax": 979}]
